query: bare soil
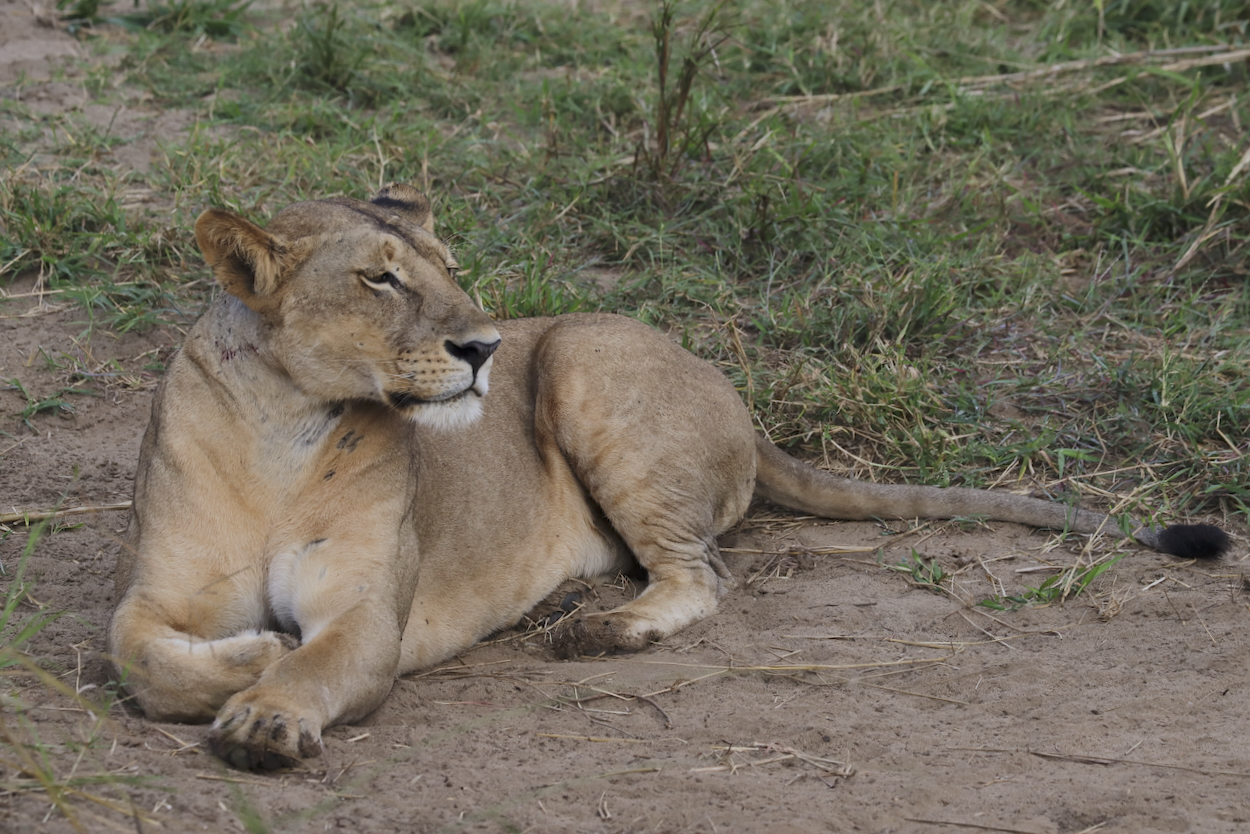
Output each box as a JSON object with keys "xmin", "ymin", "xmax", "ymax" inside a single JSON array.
[{"xmin": 3, "ymin": 4, "xmax": 1248, "ymax": 833}]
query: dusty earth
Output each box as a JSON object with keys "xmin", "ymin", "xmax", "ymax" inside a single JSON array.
[{"xmin": 2, "ymin": 3, "xmax": 1249, "ymax": 833}]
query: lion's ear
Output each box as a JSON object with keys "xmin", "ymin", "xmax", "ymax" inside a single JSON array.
[
  {"xmin": 370, "ymin": 183, "xmax": 435, "ymax": 233},
  {"xmin": 195, "ymin": 208, "xmax": 289, "ymax": 309}
]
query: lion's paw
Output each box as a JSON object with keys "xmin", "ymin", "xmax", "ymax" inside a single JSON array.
[
  {"xmin": 207, "ymin": 694, "xmax": 322, "ymax": 771},
  {"xmin": 526, "ymin": 589, "xmax": 584, "ymax": 629},
  {"xmin": 552, "ymin": 613, "xmax": 657, "ymax": 659}
]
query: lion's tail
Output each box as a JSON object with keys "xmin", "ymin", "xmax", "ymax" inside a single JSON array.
[{"xmin": 752, "ymin": 437, "xmax": 1230, "ymax": 560}]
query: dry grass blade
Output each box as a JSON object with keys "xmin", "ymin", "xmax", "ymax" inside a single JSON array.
[
  {"xmin": 956, "ymin": 46, "xmax": 1250, "ymax": 90},
  {"xmin": 0, "ymin": 715, "xmax": 159, "ymax": 832},
  {"xmin": 0, "ymin": 716, "xmax": 84, "ymax": 834},
  {"xmin": 759, "ymin": 46, "xmax": 1250, "ymax": 134},
  {"xmin": 0, "ymin": 503, "xmax": 132, "ymax": 525},
  {"xmin": 1174, "ymin": 140, "xmax": 1250, "ymax": 271},
  {"xmin": 1028, "ymin": 750, "xmax": 1250, "ymax": 778},
  {"xmin": 401, "ymin": 659, "xmax": 516, "ymax": 680},
  {"xmin": 695, "ymin": 741, "xmax": 854, "ymax": 776},
  {"xmin": 849, "ymin": 681, "xmax": 969, "ymax": 706},
  {"xmin": 949, "ymin": 746, "xmax": 1250, "ymax": 778},
  {"xmin": 721, "ymin": 544, "xmax": 876, "ymax": 555},
  {"xmin": 905, "ymin": 818, "xmax": 1050, "ymax": 834},
  {"xmin": 618, "ymin": 655, "xmax": 957, "ymax": 673},
  {"xmin": 1, "ymin": 650, "xmax": 110, "ymax": 720},
  {"xmin": 535, "ymin": 733, "xmax": 661, "ymax": 744}
]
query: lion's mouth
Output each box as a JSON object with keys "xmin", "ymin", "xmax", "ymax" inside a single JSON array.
[{"xmin": 386, "ymin": 387, "xmax": 479, "ymax": 410}]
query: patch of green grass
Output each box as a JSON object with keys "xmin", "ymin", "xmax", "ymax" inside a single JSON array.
[
  {"xmin": 59, "ymin": 0, "xmax": 253, "ymax": 39},
  {"xmin": 3, "ymin": 0, "xmax": 1246, "ymax": 526},
  {"xmin": 0, "ymin": 178, "xmax": 127, "ymax": 286},
  {"xmin": 978, "ymin": 553, "xmax": 1127, "ymax": 611},
  {"xmin": 0, "ymin": 173, "xmax": 200, "ymax": 329}
]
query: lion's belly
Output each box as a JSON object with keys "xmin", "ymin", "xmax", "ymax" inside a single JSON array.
[
  {"xmin": 398, "ymin": 429, "xmax": 629, "ymax": 671},
  {"xmin": 400, "ymin": 500, "xmax": 625, "ymax": 671}
]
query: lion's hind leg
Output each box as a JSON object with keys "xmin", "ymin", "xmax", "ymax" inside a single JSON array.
[
  {"xmin": 554, "ymin": 527, "xmax": 732, "ymax": 657},
  {"xmin": 533, "ymin": 315, "xmax": 757, "ymax": 657}
]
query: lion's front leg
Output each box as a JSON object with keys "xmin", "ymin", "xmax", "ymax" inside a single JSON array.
[
  {"xmin": 207, "ymin": 605, "xmax": 401, "ymax": 770},
  {"xmin": 206, "ymin": 539, "xmax": 414, "ymax": 770}
]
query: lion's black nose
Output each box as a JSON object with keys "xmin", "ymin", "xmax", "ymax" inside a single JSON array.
[{"xmin": 445, "ymin": 338, "xmax": 500, "ymax": 377}]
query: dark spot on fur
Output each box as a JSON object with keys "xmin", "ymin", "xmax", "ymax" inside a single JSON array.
[
  {"xmin": 297, "ymin": 406, "xmax": 344, "ymax": 446},
  {"xmin": 336, "ymin": 429, "xmax": 363, "ymax": 452}
]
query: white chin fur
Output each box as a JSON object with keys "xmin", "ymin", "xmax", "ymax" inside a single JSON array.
[
  {"xmin": 407, "ymin": 394, "xmax": 484, "ymax": 431},
  {"xmin": 405, "ymin": 361, "xmax": 491, "ymax": 431}
]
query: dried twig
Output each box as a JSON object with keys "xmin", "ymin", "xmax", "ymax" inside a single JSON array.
[
  {"xmin": 0, "ymin": 503, "xmax": 132, "ymax": 525},
  {"xmin": 1029, "ymin": 749, "xmax": 1250, "ymax": 778},
  {"xmin": 618, "ymin": 655, "xmax": 956, "ymax": 674},
  {"xmin": 905, "ymin": 818, "xmax": 1049, "ymax": 834},
  {"xmin": 950, "ymin": 746, "xmax": 1250, "ymax": 778},
  {"xmin": 536, "ymin": 733, "xmax": 663, "ymax": 744}
]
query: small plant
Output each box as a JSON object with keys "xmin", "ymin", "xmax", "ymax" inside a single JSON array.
[
  {"xmin": 293, "ymin": 3, "xmax": 371, "ymax": 98},
  {"xmin": 6, "ymin": 378, "xmax": 95, "ymax": 429},
  {"xmin": 133, "ymin": 0, "xmax": 253, "ymax": 38},
  {"xmin": 887, "ymin": 549, "xmax": 947, "ymax": 593},
  {"xmin": 0, "ymin": 524, "xmax": 63, "ymax": 663},
  {"xmin": 978, "ymin": 554, "xmax": 1126, "ymax": 611},
  {"xmin": 638, "ymin": 0, "xmax": 731, "ymax": 185}
]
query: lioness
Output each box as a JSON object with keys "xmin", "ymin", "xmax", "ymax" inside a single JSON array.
[{"xmin": 109, "ymin": 185, "xmax": 1229, "ymax": 771}]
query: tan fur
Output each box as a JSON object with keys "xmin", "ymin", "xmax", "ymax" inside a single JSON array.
[{"xmin": 111, "ymin": 186, "xmax": 1202, "ymax": 770}]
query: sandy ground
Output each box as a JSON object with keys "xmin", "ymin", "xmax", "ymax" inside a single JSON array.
[{"xmin": 3, "ymin": 4, "xmax": 1249, "ymax": 832}]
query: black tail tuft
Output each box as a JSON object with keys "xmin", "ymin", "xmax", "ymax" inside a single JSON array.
[{"xmin": 1156, "ymin": 524, "xmax": 1232, "ymax": 561}]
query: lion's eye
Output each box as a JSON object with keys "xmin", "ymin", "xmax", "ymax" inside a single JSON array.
[{"xmin": 360, "ymin": 271, "xmax": 402, "ymax": 292}]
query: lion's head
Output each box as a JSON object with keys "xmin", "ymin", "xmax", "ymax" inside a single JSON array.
[{"xmin": 194, "ymin": 183, "xmax": 500, "ymax": 429}]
